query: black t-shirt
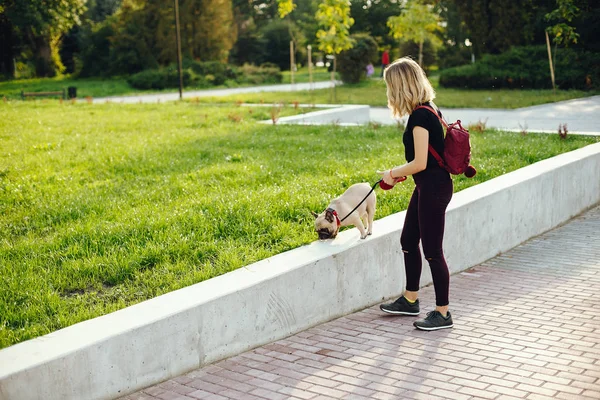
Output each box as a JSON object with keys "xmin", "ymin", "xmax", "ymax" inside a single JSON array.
[{"xmin": 403, "ymin": 102, "xmax": 446, "ymax": 172}]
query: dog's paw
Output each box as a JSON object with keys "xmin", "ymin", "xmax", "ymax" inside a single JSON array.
[
  {"xmin": 360, "ymin": 234, "xmax": 368, "ymax": 239},
  {"xmin": 368, "ymin": 231, "xmax": 373, "ymax": 235}
]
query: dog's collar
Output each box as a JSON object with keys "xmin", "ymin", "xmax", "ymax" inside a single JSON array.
[{"xmin": 326, "ymin": 207, "xmax": 341, "ymax": 227}]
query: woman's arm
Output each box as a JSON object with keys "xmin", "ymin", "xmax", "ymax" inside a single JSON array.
[{"xmin": 377, "ymin": 126, "xmax": 429, "ymax": 185}]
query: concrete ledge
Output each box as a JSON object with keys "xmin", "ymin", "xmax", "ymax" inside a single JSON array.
[
  {"xmin": 261, "ymin": 104, "xmax": 370, "ymax": 125},
  {"xmin": 1, "ymin": 143, "xmax": 599, "ymax": 400}
]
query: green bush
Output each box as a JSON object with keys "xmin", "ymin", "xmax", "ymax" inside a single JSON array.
[
  {"xmin": 186, "ymin": 60, "xmax": 237, "ymax": 85},
  {"xmin": 437, "ymin": 45, "xmax": 473, "ymax": 70},
  {"xmin": 127, "ymin": 62, "xmax": 282, "ymax": 90},
  {"xmin": 127, "ymin": 68, "xmax": 194, "ymax": 90},
  {"xmin": 235, "ymin": 64, "xmax": 282, "ymax": 85},
  {"xmin": 337, "ymin": 33, "xmax": 379, "ymax": 84},
  {"xmin": 439, "ymin": 46, "xmax": 600, "ymax": 90}
]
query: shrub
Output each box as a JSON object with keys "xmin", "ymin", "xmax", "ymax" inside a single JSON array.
[
  {"xmin": 187, "ymin": 61, "xmax": 237, "ymax": 85},
  {"xmin": 437, "ymin": 45, "xmax": 472, "ymax": 70},
  {"xmin": 235, "ymin": 64, "xmax": 282, "ymax": 85},
  {"xmin": 127, "ymin": 62, "xmax": 282, "ymax": 90},
  {"xmin": 127, "ymin": 68, "xmax": 194, "ymax": 90},
  {"xmin": 439, "ymin": 46, "xmax": 600, "ymax": 90},
  {"xmin": 337, "ymin": 33, "xmax": 379, "ymax": 84}
]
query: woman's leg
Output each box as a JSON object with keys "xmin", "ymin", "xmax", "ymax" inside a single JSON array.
[
  {"xmin": 401, "ymin": 186, "xmax": 422, "ymax": 300},
  {"xmin": 418, "ymin": 179, "xmax": 453, "ymax": 311}
]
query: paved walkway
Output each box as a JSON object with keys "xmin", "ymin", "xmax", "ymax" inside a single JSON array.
[
  {"xmin": 123, "ymin": 205, "xmax": 600, "ymax": 400},
  {"xmin": 92, "ymin": 81, "xmax": 338, "ymax": 104},
  {"xmin": 90, "ymin": 78, "xmax": 599, "ymax": 135},
  {"xmin": 370, "ymin": 96, "xmax": 600, "ymax": 135}
]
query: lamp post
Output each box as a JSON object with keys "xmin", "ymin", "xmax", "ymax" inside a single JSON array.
[
  {"xmin": 174, "ymin": 0, "xmax": 183, "ymax": 100},
  {"xmin": 465, "ymin": 38, "xmax": 474, "ymax": 64},
  {"xmin": 290, "ymin": 40, "xmax": 295, "ymax": 87}
]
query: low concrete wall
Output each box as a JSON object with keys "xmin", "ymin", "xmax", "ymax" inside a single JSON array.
[
  {"xmin": 265, "ymin": 105, "xmax": 370, "ymax": 125},
  {"xmin": 1, "ymin": 143, "xmax": 599, "ymax": 400}
]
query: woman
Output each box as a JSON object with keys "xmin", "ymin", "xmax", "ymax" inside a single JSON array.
[{"xmin": 377, "ymin": 57, "xmax": 454, "ymax": 331}]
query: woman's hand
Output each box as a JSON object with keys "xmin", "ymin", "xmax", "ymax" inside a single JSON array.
[{"xmin": 377, "ymin": 169, "xmax": 399, "ymax": 187}]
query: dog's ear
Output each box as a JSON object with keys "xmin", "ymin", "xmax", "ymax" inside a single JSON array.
[
  {"xmin": 325, "ymin": 209, "xmax": 334, "ymax": 223},
  {"xmin": 311, "ymin": 210, "xmax": 319, "ymax": 219}
]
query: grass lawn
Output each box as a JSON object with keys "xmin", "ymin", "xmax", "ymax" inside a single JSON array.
[
  {"xmin": 0, "ymin": 76, "xmax": 136, "ymax": 100},
  {"xmin": 281, "ymin": 66, "xmax": 335, "ymax": 84},
  {"xmin": 1, "ymin": 101, "xmax": 598, "ymax": 349},
  {"xmin": 195, "ymin": 77, "xmax": 599, "ymax": 109}
]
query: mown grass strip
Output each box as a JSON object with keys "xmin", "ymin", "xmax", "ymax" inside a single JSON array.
[{"xmin": 193, "ymin": 78, "xmax": 598, "ymax": 109}]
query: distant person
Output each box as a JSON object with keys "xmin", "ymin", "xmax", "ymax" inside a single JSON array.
[
  {"xmin": 377, "ymin": 57, "xmax": 454, "ymax": 331},
  {"xmin": 381, "ymin": 49, "xmax": 390, "ymax": 77},
  {"xmin": 366, "ymin": 63, "xmax": 374, "ymax": 78}
]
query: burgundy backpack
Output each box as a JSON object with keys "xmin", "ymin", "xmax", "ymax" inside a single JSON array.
[{"xmin": 415, "ymin": 105, "xmax": 477, "ymax": 178}]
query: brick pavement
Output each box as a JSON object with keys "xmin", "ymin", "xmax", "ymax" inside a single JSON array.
[{"xmin": 122, "ymin": 206, "xmax": 600, "ymax": 400}]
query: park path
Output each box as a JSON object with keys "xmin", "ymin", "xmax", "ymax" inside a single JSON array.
[
  {"xmin": 370, "ymin": 95, "xmax": 600, "ymax": 135},
  {"xmin": 91, "ymin": 79, "xmax": 600, "ymax": 135},
  {"xmin": 122, "ymin": 205, "xmax": 600, "ymax": 400},
  {"xmin": 91, "ymin": 81, "xmax": 338, "ymax": 104}
]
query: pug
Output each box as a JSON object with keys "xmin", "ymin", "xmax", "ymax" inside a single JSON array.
[{"xmin": 312, "ymin": 183, "xmax": 376, "ymax": 240}]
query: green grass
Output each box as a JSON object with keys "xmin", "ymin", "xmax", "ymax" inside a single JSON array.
[
  {"xmin": 1, "ymin": 101, "xmax": 598, "ymax": 349},
  {"xmin": 0, "ymin": 76, "xmax": 136, "ymax": 100},
  {"xmin": 195, "ymin": 78, "xmax": 598, "ymax": 109},
  {"xmin": 281, "ymin": 66, "xmax": 335, "ymax": 84}
]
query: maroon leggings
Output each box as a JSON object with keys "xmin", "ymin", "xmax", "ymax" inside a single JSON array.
[{"xmin": 401, "ymin": 169, "xmax": 453, "ymax": 306}]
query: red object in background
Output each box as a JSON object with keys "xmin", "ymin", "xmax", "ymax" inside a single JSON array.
[{"xmin": 382, "ymin": 50, "xmax": 390, "ymax": 65}]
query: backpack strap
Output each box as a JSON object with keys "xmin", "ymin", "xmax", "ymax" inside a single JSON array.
[
  {"xmin": 415, "ymin": 105, "xmax": 448, "ymax": 129},
  {"xmin": 427, "ymin": 144, "xmax": 446, "ymax": 170},
  {"xmin": 414, "ymin": 105, "xmax": 447, "ymax": 170}
]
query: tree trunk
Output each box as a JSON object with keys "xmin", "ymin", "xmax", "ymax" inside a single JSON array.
[
  {"xmin": 545, "ymin": 30, "xmax": 556, "ymax": 93},
  {"xmin": 418, "ymin": 40, "xmax": 423, "ymax": 67},
  {"xmin": 0, "ymin": 16, "xmax": 15, "ymax": 78},
  {"xmin": 34, "ymin": 36, "xmax": 56, "ymax": 77},
  {"xmin": 331, "ymin": 55, "xmax": 337, "ymax": 103}
]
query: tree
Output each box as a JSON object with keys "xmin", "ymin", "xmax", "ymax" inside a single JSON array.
[
  {"xmin": 229, "ymin": 18, "xmax": 267, "ymax": 66},
  {"xmin": 1, "ymin": 0, "xmax": 86, "ymax": 77},
  {"xmin": 260, "ymin": 19, "xmax": 305, "ymax": 69},
  {"xmin": 337, "ymin": 33, "xmax": 378, "ymax": 83},
  {"xmin": 545, "ymin": 0, "xmax": 580, "ymax": 46},
  {"xmin": 59, "ymin": 0, "xmax": 123, "ymax": 75},
  {"xmin": 0, "ymin": 11, "xmax": 15, "ymax": 78},
  {"xmin": 180, "ymin": 0, "xmax": 237, "ymax": 62},
  {"xmin": 451, "ymin": 0, "xmax": 536, "ymax": 56},
  {"xmin": 108, "ymin": 0, "xmax": 236, "ymax": 73},
  {"xmin": 437, "ymin": 0, "xmax": 472, "ymax": 68},
  {"xmin": 315, "ymin": 0, "xmax": 354, "ymax": 55},
  {"xmin": 86, "ymin": 0, "xmax": 123, "ymax": 22},
  {"xmin": 544, "ymin": 0, "xmax": 581, "ymax": 91},
  {"xmin": 276, "ymin": 0, "xmax": 295, "ymax": 18},
  {"xmin": 315, "ymin": 0, "xmax": 354, "ymax": 100},
  {"xmin": 387, "ymin": 1, "xmax": 442, "ymax": 66},
  {"xmin": 350, "ymin": 0, "xmax": 402, "ymax": 49}
]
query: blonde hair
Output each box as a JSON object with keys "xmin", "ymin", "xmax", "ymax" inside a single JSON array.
[{"xmin": 384, "ymin": 57, "xmax": 436, "ymax": 118}]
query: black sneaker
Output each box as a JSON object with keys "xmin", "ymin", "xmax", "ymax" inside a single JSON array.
[
  {"xmin": 413, "ymin": 311, "xmax": 453, "ymax": 331},
  {"xmin": 380, "ymin": 296, "xmax": 420, "ymax": 315}
]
